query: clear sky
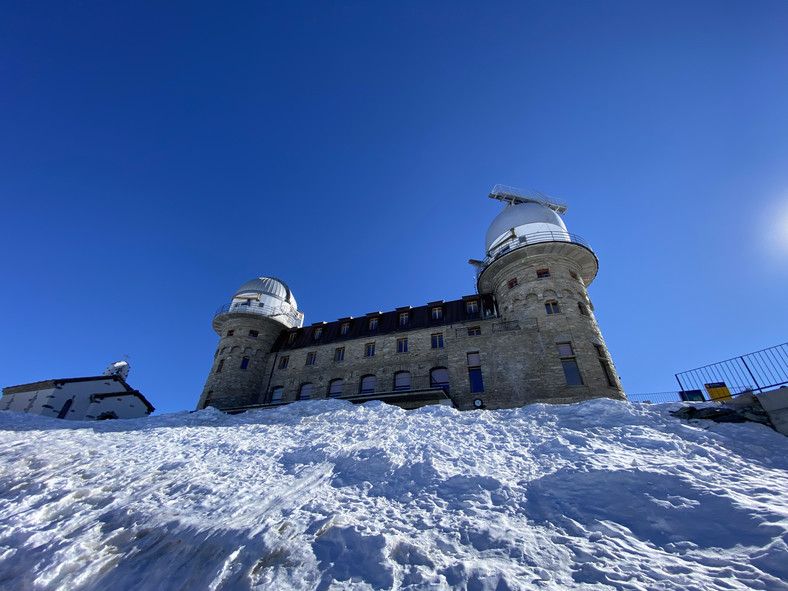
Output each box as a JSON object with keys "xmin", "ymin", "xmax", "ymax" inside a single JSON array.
[{"xmin": 2, "ymin": 1, "xmax": 787, "ymax": 414}]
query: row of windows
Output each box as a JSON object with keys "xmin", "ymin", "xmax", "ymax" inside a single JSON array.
[
  {"xmin": 507, "ymin": 268, "xmax": 584, "ymax": 287},
  {"xmin": 277, "ymin": 331, "xmax": 466, "ymax": 369},
  {"xmin": 287, "ymin": 302, "xmax": 484, "ymax": 345},
  {"xmin": 269, "ymin": 367, "xmax": 455, "ymax": 402}
]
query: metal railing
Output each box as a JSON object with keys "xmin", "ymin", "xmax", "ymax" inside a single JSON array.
[
  {"xmin": 675, "ymin": 343, "xmax": 788, "ymax": 398},
  {"xmin": 214, "ymin": 301, "xmax": 304, "ymax": 326},
  {"xmin": 476, "ymin": 231, "xmax": 593, "ymax": 282}
]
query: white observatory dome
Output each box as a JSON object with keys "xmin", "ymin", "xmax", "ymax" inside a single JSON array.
[
  {"xmin": 233, "ymin": 277, "xmax": 297, "ymax": 309},
  {"xmin": 484, "ymin": 202, "xmax": 569, "ymax": 254}
]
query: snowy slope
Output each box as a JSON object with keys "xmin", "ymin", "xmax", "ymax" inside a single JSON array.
[{"xmin": 1, "ymin": 399, "xmax": 787, "ymax": 590}]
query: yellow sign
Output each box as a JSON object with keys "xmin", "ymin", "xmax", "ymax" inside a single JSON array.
[{"xmin": 704, "ymin": 382, "xmax": 732, "ymax": 402}]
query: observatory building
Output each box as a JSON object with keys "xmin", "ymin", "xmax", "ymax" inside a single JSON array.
[{"xmin": 197, "ymin": 185, "xmax": 625, "ymax": 412}]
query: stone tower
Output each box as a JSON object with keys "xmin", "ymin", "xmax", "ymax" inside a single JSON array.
[
  {"xmin": 196, "ymin": 277, "xmax": 303, "ymax": 410},
  {"xmin": 475, "ymin": 186, "xmax": 625, "ymax": 405}
]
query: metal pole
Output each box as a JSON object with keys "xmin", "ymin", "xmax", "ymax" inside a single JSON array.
[{"xmin": 741, "ymin": 357, "xmax": 762, "ymax": 393}]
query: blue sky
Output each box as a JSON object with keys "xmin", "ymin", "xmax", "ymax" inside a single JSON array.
[{"xmin": 2, "ymin": 1, "xmax": 787, "ymax": 414}]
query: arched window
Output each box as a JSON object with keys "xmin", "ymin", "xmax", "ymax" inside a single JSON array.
[
  {"xmin": 328, "ymin": 379, "xmax": 343, "ymax": 398},
  {"xmin": 360, "ymin": 375, "xmax": 376, "ymax": 394},
  {"xmin": 394, "ymin": 371, "xmax": 411, "ymax": 391},
  {"xmin": 430, "ymin": 367, "xmax": 450, "ymax": 394},
  {"xmin": 299, "ymin": 383, "xmax": 312, "ymax": 400},
  {"xmin": 271, "ymin": 386, "xmax": 284, "ymax": 403}
]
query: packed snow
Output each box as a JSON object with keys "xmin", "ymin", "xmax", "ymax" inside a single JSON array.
[{"xmin": 1, "ymin": 399, "xmax": 787, "ymax": 590}]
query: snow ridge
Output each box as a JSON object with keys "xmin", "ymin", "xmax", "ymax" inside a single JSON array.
[{"xmin": 1, "ymin": 399, "xmax": 787, "ymax": 590}]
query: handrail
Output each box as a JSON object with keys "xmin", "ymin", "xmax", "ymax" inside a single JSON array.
[
  {"xmin": 476, "ymin": 231, "xmax": 593, "ymax": 281},
  {"xmin": 214, "ymin": 301, "xmax": 304, "ymax": 325}
]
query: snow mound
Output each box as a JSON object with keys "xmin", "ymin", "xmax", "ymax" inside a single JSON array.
[{"xmin": 1, "ymin": 399, "xmax": 787, "ymax": 590}]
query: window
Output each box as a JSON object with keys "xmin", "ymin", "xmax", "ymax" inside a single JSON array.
[
  {"xmin": 340, "ymin": 323, "xmax": 350, "ymax": 335},
  {"xmin": 306, "ymin": 352, "xmax": 316, "ymax": 365},
  {"xmin": 240, "ymin": 356, "xmax": 250, "ymax": 370},
  {"xmin": 216, "ymin": 359, "xmax": 225, "ymax": 373},
  {"xmin": 248, "ymin": 330, "xmax": 259, "ymax": 338},
  {"xmin": 313, "ymin": 327, "xmax": 323, "ymax": 340},
  {"xmin": 596, "ymin": 345, "xmax": 616, "ymax": 387},
  {"xmin": 287, "ymin": 333, "xmax": 297, "ymax": 345},
  {"xmin": 468, "ymin": 368, "xmax": 485, "ymax": 393},
  {"xmin": 557, "ymin": 343, "xmax": 583, "ymax": 386},
  {"xmin": 508, "ymin": 278, "xmax": 518, "ymax": 289},
  {"xmin": 328, "ymin": 379, "xmax": 343, "ymax": 398},
  {"xmin": 360, "ymin": 375, "xmax": 376, "ymax": 394},
  {"xmin": 399, "ymin": 312, "xmax": 409, "ymax": 326},
  {"xmin": 545, "ymin": 301, "xmax": 560, "ymax": 315},
  {"xmin": 431, "ymin": 307, "xmax": 443, "ymax": 320},
  {"xmin": 536, "ymin": 269, "xmax": 550, "ymax": 279},
  {"xmin": 466, "ymin": 300, "xmax": 479, "ymax": 315},
  {"xmin": 227, "ymin": 330, "xmax": 235, "ymax": 337},
  {"xmin": 467, "ymin": 327, "xmax": 481, "ymax": 336},
  {"xmin": 397, "ymin": 338, "xmax": 408, "ymax": 353},
  {"xmin": 278, "ymin": 356, "xmax": 289, "ymax": 369},
  {"xmin": 431, "ymin": 333, "xmax": 444, "ymax": 349},
  {"xmin": 430, "ymin": 367, "xmax": 450, "ymax": 393},
  {"xmin": 394, "ymin": 371, "xmax": 411, "ymax": 391},
  {"xmin": 369, "ymin": 317, "xmax": 379, "ymax": 330},
  {"xmin": 578, "ymin": 303, "xmax": 589, "ymax": 316},
  {"xmin": 299, "ymin": 383, "xmax": 312, "ymax": 400},
  {"xmin": 271, "ymin": 386, "xmax": 283, "ymax": 402},
  {"xmin": 467, "ymin": 352, "xmax": 481, "ymax": 366},
  {"xmin": 364, "ymin": 343, "xmax": 375, "ymax": 357},
  {"xmin": 570, "ymin": 271, "xmax": 579, "ymax": 281},
  {"xmin": 335, "ymin": 347, "xmax": 345, "ymax": 362}
]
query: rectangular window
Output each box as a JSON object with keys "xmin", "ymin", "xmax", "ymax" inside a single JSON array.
[
  {"xmin": 227, "ymin": 330, "xmax": 235, "ymax": 337},
  {"xmin": 595, "ymin": 345, "xmax": 616, "ymax": 386},
  {"xmin": 364, "ymin": 343, "xmax": 375, "ymax": 357},
  {"xmin": 335, "ymin": 347, "xmax": 345, "ymax": 362},
  {"xmin": 578, "ymin": 302, "xmax": 589, "ymax": 316},
  {"xmin": 594, "ymin": 344, "xmax": 606, "ymax": 358},
  {"xmin": 216, "ymin": 359, "xmax": 224, "ymax": 373},
  {"xmin": 399, "ymin": 312, "xmax": 409, "ymax": 326},
  {"xmin": 469, "ymin": 368, "xmax": 485, "ymax": 393},
  {"xmin": 313, "ymin": 327, "xmax": 323, "ymax": 340},
  {"xmin": 467, "ymin": 352, "xmax": 481, "ymax": 366},
  {"xmin": 466, "ymin": 300, "xmax": 479, "ymax": 315},
  {"xmin": 536, "ymin": 269, "xmax": 550, "ymax": 278},
  {"xmin": 397, "ymin": 338, "xmax": 408, "ymax": 353},
  {"xmin": 557, "ymin": 342, "xmax": 583, "ymax": 386},
  {"xmin": 278, "ymin": 356, "xmax": 289, "ymax": 369},
  {"xmin": 271, "ymin": 386, "xmax": 283, "ymax": 402},
  {"xmin": 248, "ymin": 330, "xmax": 259, "ymax": 338},
  {"xmin": 287, "ymin": 333, "xmax": 297, "ymax": 345},
  {"xmin": 508, "ymin": 278, "xmax": 518, "ymax": 289},
  {"xmin": 431, "ymin": 333, "xmax": 444, "ymax": 348},
  {"xmin": 431, "ymin": 307, "xmax": 443, "ymax": 320},
  {"xmin": 240, "ymin": 357, "xmax": 250, "ymax": 370},
  {"xmin": 467, "ymin": 327, "xmax": 481, "ymax": 336},
  {"xmin": 369, "ymin": 318, "xmax": 379, "ymax": 330},
  {"xmin": 340, "ymin": 323, "xmax": 350, "ymax": 335},
  {"xmin": 306, "ymin": 352, "xmax": 317, "ymax": 365},
  {"xmin": 545, "ymin": 301, "xmax": 560, "ymax": 315}
]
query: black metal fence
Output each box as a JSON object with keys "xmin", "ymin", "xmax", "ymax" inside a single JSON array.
[{"xmin": 675, "ymin": 342, "xmax": 788, "ymax": 401}]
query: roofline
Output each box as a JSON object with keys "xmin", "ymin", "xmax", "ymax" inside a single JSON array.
[{"xmin": 3, "ymin": 375, "xmax": 134, "ymax": 395}]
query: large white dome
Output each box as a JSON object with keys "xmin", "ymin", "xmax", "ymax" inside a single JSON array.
[
  {"xmin": 233, "ymin": 277, "xmax": 297, "ymax": 308},
  {"xmin": 484, "ymin": 202, "xmax": 568, "ymax": 253}
]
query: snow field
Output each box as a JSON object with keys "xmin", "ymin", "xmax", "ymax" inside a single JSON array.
[{"xmin": 1, "ymin": 398, "xmax": 787, "ymax": 590}]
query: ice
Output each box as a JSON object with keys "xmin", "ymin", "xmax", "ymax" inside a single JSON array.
[{"xmin": 1, "ymin": 398, "xmax": 787, "ymax": 590}]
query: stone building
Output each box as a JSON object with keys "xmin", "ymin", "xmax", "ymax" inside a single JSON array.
[{"xmin": 196, "ymin": 185, "xmax": 626, "ymax": 412}]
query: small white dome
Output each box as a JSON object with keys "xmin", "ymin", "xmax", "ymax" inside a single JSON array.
[
  {"xmin": 233, "ymin": 277, "xmax": 297, "ymax": 308},
  {"xmin": 485, "ymin": 202, "xmax": 568, "ymax": 253}
]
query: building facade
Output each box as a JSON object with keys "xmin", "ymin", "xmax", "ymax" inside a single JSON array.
[
  {"xmin": 1, "ymin": 361, "xmax": 155, "ymax": 420},
  {"xmin": 196, "ymin": 185, "xmax": 626, "ymax": 412}
]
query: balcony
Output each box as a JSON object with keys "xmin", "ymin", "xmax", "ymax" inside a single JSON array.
[{"xmin": 214, "ymin": 301, "xmax": 304, "ymax": 327}]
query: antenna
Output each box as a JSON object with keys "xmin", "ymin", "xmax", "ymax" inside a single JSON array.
[{"xmin": 488, "ymin": 184, "xmax": 568, "ymax": 214}]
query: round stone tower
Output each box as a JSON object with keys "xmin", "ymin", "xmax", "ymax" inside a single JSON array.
[
  {"xmin": 196, "ymin": 277, "xmax": 303, "ymax": 410},
  {"xmin": 476, "ymin": 186, "xmax": 625, "ymax": 404}
]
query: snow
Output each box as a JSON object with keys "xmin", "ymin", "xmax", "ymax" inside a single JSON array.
[{"xmin": 1, "ymin": 398, "xmax": 787, "ymax": 590}]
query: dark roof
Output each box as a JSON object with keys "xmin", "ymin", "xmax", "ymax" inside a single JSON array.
[
  {"xmin": 274, "ymin": 294, "xmax": 496, "ymax": 351},
  {"xmin": 3, "ymin": 375, "xmax": 134, "ymax": 395}
]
